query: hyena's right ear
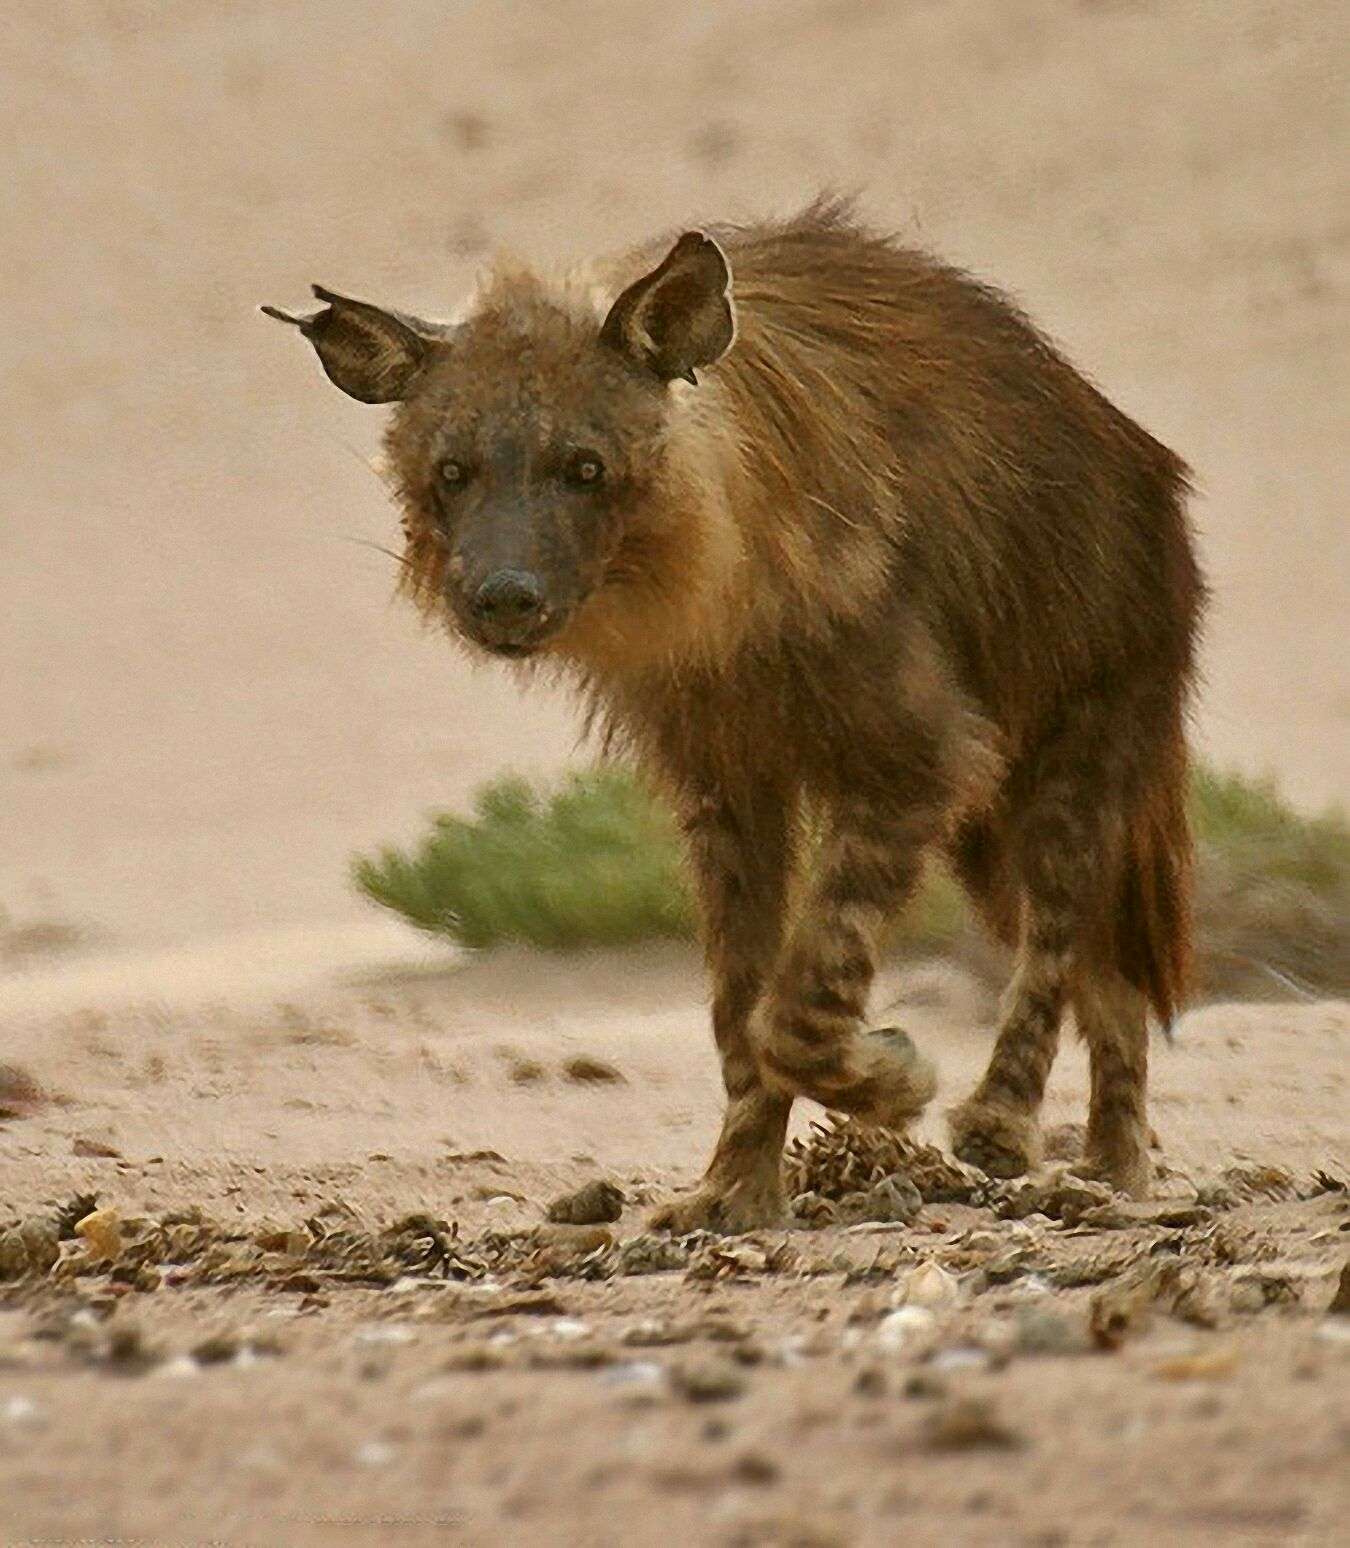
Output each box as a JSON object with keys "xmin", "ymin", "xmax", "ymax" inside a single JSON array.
[
  {"xmin": 600, "ymin": 232, "xmax": 735, "ymax": 385},
  {"xmin": 260, "ymin": 286, "xmax": 442, "ymax": 403}
]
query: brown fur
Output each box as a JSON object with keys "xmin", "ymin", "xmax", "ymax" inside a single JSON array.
[{"xmin": 270, "ymin": 195, "xmax": 1204, "ymax": 1227}]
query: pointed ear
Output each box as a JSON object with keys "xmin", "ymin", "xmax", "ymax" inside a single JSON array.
[
  {"xmin": 600, "ymin": 232, "xmax": 735, "ymax": 385},
  {"xmin": 260, "ymin": 286, "xmax": 440, "ymax": 403}
]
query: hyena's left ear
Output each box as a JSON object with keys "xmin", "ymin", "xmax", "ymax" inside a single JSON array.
[
  {"xmin": 261, "ymin": 286, "xmax": 442, "ymax": 403},
  {"xmin": 599, "ymin": 232, "xmax": 735, "ymax": 386}
]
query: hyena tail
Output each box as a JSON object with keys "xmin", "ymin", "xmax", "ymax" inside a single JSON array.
[{"xmin": 1112, "ymin": 737, "xmax": 1194, "ymax": 1030}]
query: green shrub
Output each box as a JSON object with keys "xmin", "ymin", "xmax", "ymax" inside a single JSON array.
[
  {"xmin": 354, "ymin": 763, "xmax": 1349, "ymax": 1000},
  {"xmin": 353, "ymin": 768, "xmax": 694, "ymax": 951}
]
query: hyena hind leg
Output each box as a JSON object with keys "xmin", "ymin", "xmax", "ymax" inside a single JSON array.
[
  {"xmin": 947, "ymin": 910, "xmax": 1069, "ymax": 1179},
  {"xmin": 1070, "ymin": 973, "xmax": 1153, "ymax": 1199}
]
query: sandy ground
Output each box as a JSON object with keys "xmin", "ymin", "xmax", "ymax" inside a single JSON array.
[{"xmin": 2, "ymin": 2, "xmax": 1348, "ymax": 1544}]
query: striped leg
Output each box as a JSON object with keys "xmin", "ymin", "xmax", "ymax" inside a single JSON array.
[
  {"xmin": 1072, "ymin": 974, "xmax": 1153, "ymax": 1198},
  {"xmin": 753, "ymin": 800, "xmax": 938, "ymax": 1127},
  {"xmin": 947, "ymin": 911, "xmax": 1069, "ymax": 1177},
  {"xmin": 651, "ymin": 788, "xmax": 795, "ymax": 1234},
  {"xmin": 948, "ymin": 765, "xmax": 1090, "ymax": 1178}
]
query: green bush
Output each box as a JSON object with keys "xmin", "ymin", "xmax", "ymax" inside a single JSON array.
[
  {"xmin": 353, "ymin": 768, "xmax": 694, "ymax": 951},
  {"xmin": 354, "ymin": 763, "xmax": 1349, "ymax": 1000}
]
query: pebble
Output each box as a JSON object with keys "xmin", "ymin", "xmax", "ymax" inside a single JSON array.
[
  {"xmin": 74, "ymin": 1208, "xmax": 123, "ymax": 1262},
  {"xmin": 875, "ymin": 1305, "xmax": 937, "ymax": 1353},
  {"xmin": 549, "ymin": 1318, "xmax": 593, "ymax": 1342},
  {"xmin": 355, "ymin": 1325, "xmax": 415, "ymax": 1345},
  {"xmin": 545, "ymin": 1180, "xmax": 625, "ymax": 1226},
  {"xmin": 897, "ymin": 1261, "xmax": 960, "ymax": 1310},
  {"xmin": 1011, "ymin": 1305, "xmax": 1088, "ymax": 1356},
  {"xmin": 929, "ymin": 1345, "xmax": 989, "ymax": 1373},
  {"xmin": 671, "ymin": 1358, "xmax": 747, "ymax": 1403},
  {"xmin": 1151, "ymin": 1345, "xmax": 1239, "ymax": 1381},
  {"xmin": 600, "ymin": 1360, "xmax": 666, "ymax": 1389},
  {"xmin": 2, "ymin": 1396, "xmax": 40, "ymax": 1425},
  {"xmin": 921, "ymin": 1395, "xmax": 1021, "ymax": 1451}
]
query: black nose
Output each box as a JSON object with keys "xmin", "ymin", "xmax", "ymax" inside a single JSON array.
[{"xmin": 471, "ymin": 569, "xmax": 545, "ymax": 628}]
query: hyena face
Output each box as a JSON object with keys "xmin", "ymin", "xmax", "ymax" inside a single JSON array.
[{"xmin": 265, "ymin": 234, "xmax": 735, "ymax": 660}]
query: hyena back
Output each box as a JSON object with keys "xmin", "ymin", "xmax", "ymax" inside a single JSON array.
[{"xmin": 266, "ymin": 198, "xmax": 1203, "ymax": 1230}]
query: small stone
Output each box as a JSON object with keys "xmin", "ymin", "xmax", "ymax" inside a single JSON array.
[
  {"xmin": 929, "ymin": 1345, "xmax": 989, "ymax": 1373},
  {"xmin": 1229, "ymin": 1270, "xmax": 1299, "ymax": 1312},
  {"xmin": 902, "ymin": 1370, "xmax": 948, "ymax": 1400},
  {"xmin": 74, "ymin": 1208, "xmax": 123, "ymax": 1262},
  {"xmin": 853, "ymin": 1365, "xmax": 887, "ymax": 1397},
  {"xmin": 672, "ymin": 1358, "xmax": 747, "ymax": 1403},
  {"xmin": 1151, "ymin": 1345, "xmax": 1239, "ymax": 1381},
  {"xmin": 1327, "ymin": 1261, "xmax": 1350, "ymax": 1316},
  {"xmin": 922, "ymin": 1395, "xmax": 1021, "ymax": 1451},
  {"xmin": 622, "ymin": 1320, "xmax": 690, "ymax": 1348},
  {"xmin": 104, "ymin": 1323, "xmax": 156, "ymax": 1373},
  {"xmin": 875, "ymin": 1305, "xmax": 937, "ymax": 1353},
  {"xmin": 1090, "ymin": 1272, "xmax": 1157, "ymax": 1349},
  {"xmin": 1012, "ymin": 1305, "xmax": 1088, "ymax": 1356},
  {"xmin": 898, "ymin": 1261, "xmax": 960, "ymax": 1310},
  {"xmin": 561, "ymin": 1056, "xmax": 625, "ymax": 1084},
  {"xmin": 72, "ymin": 1135, "xmax": 122, "ymax": 1159},
  {"xmin": 192, "ymin": 1333, "xmax": 240, "ymax": 1366},
  {"xmin": 546, "ymin": 1180, "xmax": 625, "ymax": 1226},
  {"xmin": 731, "ymin": 1450, "xmax": 780, "ymax": 1484}
]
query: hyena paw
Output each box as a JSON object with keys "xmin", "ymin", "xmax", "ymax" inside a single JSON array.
[
  {"xmin": 648, "ymin": 1175, "xmax": 786, "ymax": 1236},
  {"xmin": 853, "ymin": 1025, "xmax": 939, "ymax": 1128},
  {"xmin": 1070, "ymin": 1143, "xmax": 1153, "ymax": 1200},
  {"xmin": 948, "ymin": 1094, "xmax": 1042, "ymax": 1179}
]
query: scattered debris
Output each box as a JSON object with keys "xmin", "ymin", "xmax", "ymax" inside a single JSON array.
[
  {"xmin": 786, "ymin": 1117, "xmax": 977, "ymax": 1206},
  {"xmin": 1329, "ymin": 1261, "xmax": 1350, "ymax": 1315},
  {"xmin": 983, "ymin": 1172, "xmax": 1115, "ymax": 1225},
  {"xmin": 0, "ymin": 1217, "xmax": 60, "ymax": 1280}
]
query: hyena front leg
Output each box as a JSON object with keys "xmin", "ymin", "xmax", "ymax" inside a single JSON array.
[
  {"xmin": 753, "ymin": 800, "xmax": 939, "ymax": 1127},
  {"xmin": 650, "ymin": 788, "xmax": 795, "ymax": 1235}
]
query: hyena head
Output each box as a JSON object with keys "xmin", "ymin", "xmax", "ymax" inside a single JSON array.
[{"xmin": 265, "ymin": 234, "xmax": 736, "ymax": 663}]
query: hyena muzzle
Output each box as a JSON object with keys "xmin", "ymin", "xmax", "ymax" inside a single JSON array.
[{"xmin": 265, "ymin": 198, "xmax": 1203, "ymax": 1233}]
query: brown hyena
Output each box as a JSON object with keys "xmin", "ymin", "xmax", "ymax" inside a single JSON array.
[{"xmin": 265, "ymin": 198, "xmax": 1203, "ymax": 1231}]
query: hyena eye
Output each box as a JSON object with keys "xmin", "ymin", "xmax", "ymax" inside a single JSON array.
[
  {"xmin": 566, "ymin": 451, "xmax": 605, "ymax": 487},
  {"xmin": 439, "ymin": 458, "xmax": 468, "ymax": 488}
]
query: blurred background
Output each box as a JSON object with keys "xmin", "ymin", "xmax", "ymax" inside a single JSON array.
[{"xmin": 2, "ymin": 0, "xmax": 1345, "ymax": 963}]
